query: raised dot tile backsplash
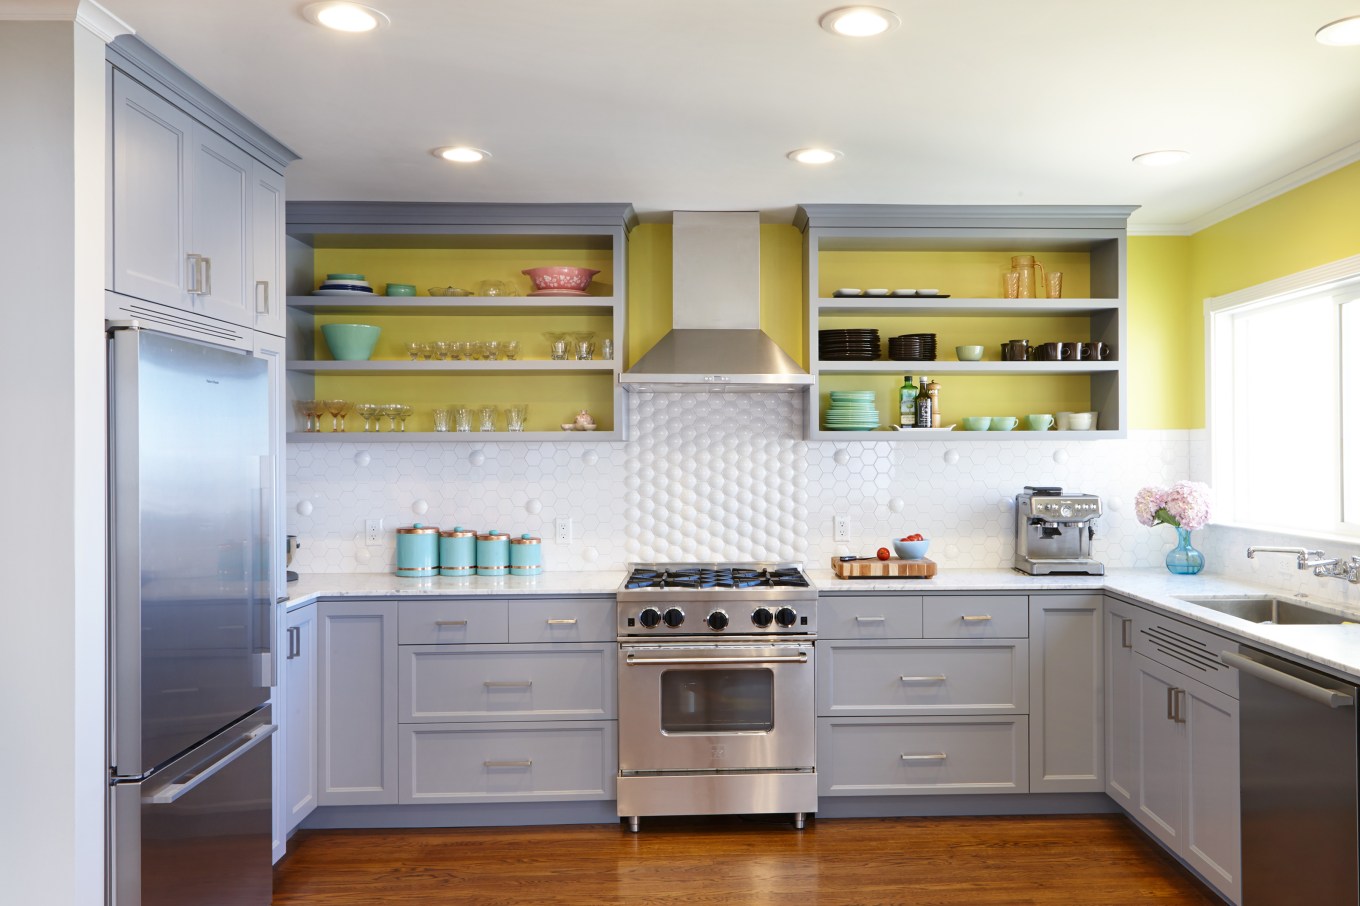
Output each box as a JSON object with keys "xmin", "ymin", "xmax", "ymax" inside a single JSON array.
[{"xmin": 287, "ymin": 392, "xmax": 1205, "ymax": 575}]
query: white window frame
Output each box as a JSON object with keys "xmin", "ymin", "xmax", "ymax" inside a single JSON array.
[{"xmin": 1205, "ymin": 252, "xmax": 1360, "ymax": 539}]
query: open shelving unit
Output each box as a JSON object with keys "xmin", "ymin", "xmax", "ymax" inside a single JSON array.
[{"xmin": 796, "ymin": 204, "xmax": 1135, "ymax": 441}]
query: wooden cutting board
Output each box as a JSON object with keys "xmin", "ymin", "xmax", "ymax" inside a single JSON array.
[{"xmin": 831, "ymin": 556, "xmax": 938, "ymax": 579}]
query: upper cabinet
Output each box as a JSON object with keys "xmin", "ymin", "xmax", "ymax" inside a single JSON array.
[
  {"xmin": 796, "ymin": 204, "xmax": 1135, "ymax": 440},
  {"xmin": 106, "ymin": 38, "xmax": 297, "ymax": 342},
  {"xmin": 283, "ymin": 202, "xmax": 635, "ymax": 441}
]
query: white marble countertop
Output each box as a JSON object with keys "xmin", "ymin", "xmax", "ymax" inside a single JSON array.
[{"xmin": 285, "ymin": 567, "xmax": 1360, "ymax": 681}]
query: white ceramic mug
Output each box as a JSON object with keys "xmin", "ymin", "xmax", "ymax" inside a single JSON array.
[
  {"xmin": 1055, "ymin": 411, "xmax": 1074, "ymax": 430},
  {"xmin": 1068, "ymin": 412, "xmax": 1094, "ymax": 430}
]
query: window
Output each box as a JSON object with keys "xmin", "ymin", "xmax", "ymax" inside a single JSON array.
[{"xmin": 1207, "ymin": 255, "xmax": 1360, "ymax": 537}]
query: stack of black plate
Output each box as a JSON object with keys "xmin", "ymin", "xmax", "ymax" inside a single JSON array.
[
  {"xmin": 889, "ymin": 333, "xmax": 937, "ymax": 361},
  {"xmin": 819, "ymin": 328, "xmax": 880, "ymax": 360}
]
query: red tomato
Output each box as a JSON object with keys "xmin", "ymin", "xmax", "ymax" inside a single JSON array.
[{"xmin": 876, "ymin": 547, "xmax": 891, "ymax": 560}]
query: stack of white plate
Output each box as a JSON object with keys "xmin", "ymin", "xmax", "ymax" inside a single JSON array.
[
  {"xmin": 313, "ymin": 273, "xmax": 375, "ymax": 297},
  {"xmin": 823, "ymin": 390, "xmax": 880, "ymax": 431}
]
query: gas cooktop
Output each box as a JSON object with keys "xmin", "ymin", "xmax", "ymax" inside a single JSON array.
[
  {"xmin": 622, "ymin": 564, "xmax": 810, "ymax": 590},
  {"xmin": 616, "ymin": 563, "xmax": 817, "ymax": 636}
]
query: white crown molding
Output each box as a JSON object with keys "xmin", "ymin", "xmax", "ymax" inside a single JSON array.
[
  {"xmin": 76, "ymin": 0, "xmax": 131, "ymax": 41},
  {"xmin": 0, "ymin": 0, "xmax": 132, "ymax": 40},
  {"xmin": 1126, "ymin": 222, "xmax": 1195, "ymax": 237},
  {"xmin": 1205, "ymin": 251, "xmax": 1360, "ymax": 312}
]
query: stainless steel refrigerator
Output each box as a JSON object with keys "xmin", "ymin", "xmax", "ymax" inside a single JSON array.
[{"xmin": 107, "ymin": 323, "xmax": 276, "ymax": 906}]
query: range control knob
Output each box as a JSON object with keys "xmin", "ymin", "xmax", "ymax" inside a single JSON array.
[
  {"xmin": 706, "ymin": 610, "xmax": 729, "ymax": 631},
  {"xmin": 775, "ymin": 607, "xmax": 798, "ymax": 628},
  {"xmin": 639, "ymin": 608, "xmax": 661, "ymax": 628},
  {"xmin": 663, "ymin": 607, "xmax": 686, "ymax": 628},
  {"xmin": 751, "ymin": 607, "xmax": 774, "ymax": 628}
]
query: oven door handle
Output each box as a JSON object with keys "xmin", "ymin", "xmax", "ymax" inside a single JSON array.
[{"xmin": 625, "ymin": 653, "xmax": 809, "ymax": 666}]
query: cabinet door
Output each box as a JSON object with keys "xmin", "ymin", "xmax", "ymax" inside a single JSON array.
[
  {"xmin": 317, "ymin": 601, "xmax": 398, "ymax": 805},
  {"xmin": 190, "ymin": 126, "xmax": 253, "ymax": 327},
  {"xmin": 284, "ymin": 604, "xmax": 318, "ymax": 831},
  {"xmin": 250, "ymin": 162, "xmax": 286, "ymax": 336},
  {"xmin": 1029, "ymin": 593, "xmax": 1103, "ymax": 793},
  {"xmin": 253, "ymin": 332, "xmax": 286, "ymax": 600},
  {"xmin": 110, "ymin": 71, "xmax": 192, "ymax": 307},
  {"xmin": 1183, "ymin": 679, "xmax": 1241, "ymax": 904},
  {"xmin": 1134, "ymin": 653, "xmax": 1186, "ymax": 853},
  {"xmin": 1104, "ymin": 596, "xmax": 1139, "ymax": 810}
]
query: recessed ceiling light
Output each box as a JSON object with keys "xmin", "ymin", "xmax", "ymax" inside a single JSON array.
[
  {"xmin": 303, "ymin": 2, "xmax": 389, "ymax": 33},
  {"xmin": 1132, "ymin": 150, "xmax": 1190, "ymax": 167},
  {"xmin": 819, "ymin": 6, "xmax": 901, "ymax": 38},
  {"xmin": 788, "ymin": 148, "xmax": 843, "ymax": 165},
  {"xmin": 1316, "ymin": 15, "xmax": 1360, "ymax": 46},
  {"xmin": 433, "ymin": 147, "xmax": 491, "ymax": 164}
]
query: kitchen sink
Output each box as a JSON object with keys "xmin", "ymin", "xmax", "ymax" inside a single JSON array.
[{"xmin": 1176, "ymin": 595, "xmax": 1356, "ymax": 626}]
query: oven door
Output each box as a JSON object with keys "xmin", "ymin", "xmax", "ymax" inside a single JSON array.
[{"xmin": 618, "ymin": 641, "xmax": 814, "ymax": 773}]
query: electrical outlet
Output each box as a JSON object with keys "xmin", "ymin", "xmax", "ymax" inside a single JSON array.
[
  {"xmin": 556, "ymin": 516, "xmax": 572, "ymax": 544},
  {"xmin": 833, "ymin": 514, "xmax": 850, "ymax": 542},
  {"xmin": 365, "ymin": 518, "xmax": 383, "ymax": 546}
]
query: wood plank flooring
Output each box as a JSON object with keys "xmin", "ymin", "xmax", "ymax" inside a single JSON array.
[{"xmin": 272, "ymin": 814, "xmax": 1221, "ymax": 905}]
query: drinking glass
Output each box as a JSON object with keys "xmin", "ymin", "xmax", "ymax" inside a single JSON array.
[
  {"xmin": 465, "ymin": 340, "xmax": 483, "ymax": 361},
  {"xmin": 432, "ymin": 407, "xmax": 451, "ymax": 432},
  {"xmin": 502, "ymin": 340, "xmax": 520, "ymax": 360},
  {"xmin": 448, "ymin": 340, "xmax": 465, "ymax": 361},
  {"xmin": 406, "ymin": 342, "xmax": 422, "ymax": 361},
  {"xmin": 506, "ymin": 403, "xmax": 528, "ymax": 432},
  {"xmin": 477, "ymin": 280, "xmax": 508, "ymax": 297},
  {"xmin": 295, "ymin": 399, "xmax": 323, "ymax": 432},
  {"xmin": 420, "ymin": 343, "xmax": 435, "ymax": 361},
  {"xmin": 356, "ymin": 403, "xmax": 379, "ymax": 432},
  {"xmin": 601, "ymin": 338, "xmax": 614, "ymax": 360},
  {"xmin": 543, "ymin": 332, "xmax": 568, "ymax": 360},
  {"xmin": 478, "ymin": 404, "xmax": 499, "ymax": 432},
  {"xmin": 380, "ymin": 404, "xmax": 401, "ymax": 432},
  {"xmin": 454, "ymin": 405, "xmax": 472, "ymax": 432},
  {"xmin": 325, "ymin": 399, "xmax": 352, "ymax": 432},
  {"xmin": 483, "ymin": 340, "xmax": 501, "ymax": 361},
  {"xmin": 575, "ymin": 338, "xmax": 595, "ymax": 360},
  {"xmin": 392, "ymin": 404, "xmax": 411, "ymax": 431},
  {"xmin": 433, "ymin": 341, "xmax": 452, "ymax": 360}
]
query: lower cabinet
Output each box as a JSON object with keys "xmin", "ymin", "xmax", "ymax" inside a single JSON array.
[
  {"xmin": 283, "ymin": 603, "xmax": 318, "ymax": 829},
  {"xmin": 1103, "ymin": 595, "xmax": 1139, "ymax": 810},
  {"xmin": 317, "ymin": 600, "xmax": 399, "ymax": 805},
  {"xmin": 1028, "ymin": 593, "xmax": 1103, "ymax": 793},
  {"xmin": 818, "ymin": 715, "xmax": 1029, "ymax": 795}
]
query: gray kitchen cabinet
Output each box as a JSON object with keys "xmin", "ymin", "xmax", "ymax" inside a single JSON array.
[
  {"xmin": 508, "ymin": 597, "xmax": 615, "ymax": 643},
  {"xmin": 819, "ymin": 595, "xmax": 923, "ymax": 640},
  {"xmin": 254, "ymin": 331, "xmax": 287, "ymax": 599},
  {"xmin": 188, "ymin": 125, "xmax": 254, "ymax": 327},
  {"xmin": 251, "ymin": 161, "xmax": 286, "ymax": 337},
  {"xmin": 1103, "ymin": 595, "xmax": 1139, "ymax": 811},
  {"xmin": 1028, "ymin": 593, "xmax": 1103, "ymax": 793},
  {"xmin": 317, "ymin": 600, "xmax": 399, "ymax": 805},
  {"xmin": 283, "ymin": 603, "xmax": 318, "ymax": 831},
  {"xmin": 922, "ymin": 594, "xmax": 1028, "ymax": 639},
  {"xmin": 399, "ymin": 599, "xmax": 509, "ymax": 645},
  {"xmin": 816, "ymin": 638, "xmax": 1028, "ymax": 716}
]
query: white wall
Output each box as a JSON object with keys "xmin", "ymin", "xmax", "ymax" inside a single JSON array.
[{"xmin": 0, "ymin": 15, "xmax": 108, "ymax": 906}]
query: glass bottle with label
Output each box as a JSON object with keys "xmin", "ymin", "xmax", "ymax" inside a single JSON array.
[
  {"xmin": 915, "ymin": 375, "xmax": 932, "ymax": 428},
  {"xmin": 899, "ymin": 375, "xmax": 918, "ymax": 427}
]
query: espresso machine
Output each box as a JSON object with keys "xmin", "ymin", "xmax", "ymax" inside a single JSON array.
[{"xmin": 1014, "ymin": 485, "xmax": 1104, "ymax": 575}]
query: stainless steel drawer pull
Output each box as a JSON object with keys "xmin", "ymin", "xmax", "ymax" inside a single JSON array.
[
  {"xmin": 186, "ymin": 254, "xmax": 204, "ymax": 294},
  {"xmin": 1172, "ymin": 688, "xmax": 1187, "ymax": 723},
  {"xmin": 435, "ymin": 620, "xmax": 468, "ymax": 627},
  {"xmin": 1166, "ymin": 685, "xmax": 1176, "ymax": 721},
  {"xmin": 1221, "ymin": 650, "xmax": 1356, "ymax": 708},
  {"xmin": 1121, "ymin": 617, "xmax": 1132, "ymax": 649},
  {"xmin": 900, "ymin": 753, "xmax": 947, "ymax": 761},
  {"xmin": 961, "ymin": 615, "xmax": 993, "ymax": 622},
  {"xmin": 484, "ymin": 680, "xmax": 533, "ymax": 688},
  {"xmin": 855, "ymin": 616, "xmax": 887, "ymax": 623},
  {"xmin": 483, "ymin": 760, "xmax": 532, "ymax": 768},
  {"xmin": 546, "ymin": 618, "xmax": 578, "ymax": 625},
  {"xmin": 900, "ymin": 675, "xmax": 947, "ymax": 683},
  {"xmin": 626, "ymin": 654, "xmax": 809, "ymax": 666}
]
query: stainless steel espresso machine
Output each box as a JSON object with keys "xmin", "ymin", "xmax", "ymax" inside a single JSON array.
[{"xmin": 1014, "ymin": 485, "xmax": 1104, "ymax": 575}]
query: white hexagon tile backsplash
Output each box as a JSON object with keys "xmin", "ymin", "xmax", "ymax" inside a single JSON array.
[{"xmin": 287, "ymin": 392, "xmax": 1205, "ymax": 574}]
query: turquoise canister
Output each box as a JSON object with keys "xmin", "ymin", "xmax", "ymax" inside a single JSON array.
[
  {"xmin": 476, "ymin": 530, "xmax": 510, "ymax": 577},
  {"xmin": 395, "ymin": 524, "xmax": 439, "ymax": 577},
  {"xmin": 439, "ymin": 527, "xmax": 477, "ymax": 577},
  {"xmin": 510, "ymin": 534, "xmax": 543, "ymax": 576}
]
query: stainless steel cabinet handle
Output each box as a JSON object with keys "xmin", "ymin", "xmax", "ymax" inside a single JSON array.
[
  {"xmin": 1173, "ymin": 688, "xmax": 1186, "ymax": 723},
  {"xmin": 1222, "ymin": 650, "xmax": 1356, "ymax": 708},
  {"xmin": 900, "ymin": 753, "xmax": 947, "ymax": 761},
  {"xmin": 255, "ymin": 280, "xmax": 269, "ymax": 314},
  {"xmin": 855, "ymin": 616, "xmax": 887, "ymax": 623},
  {"xmin": 484, "ymin": 680, "xmax": 533, "ymax": 687},
  {"xmin": 1121, "ymin": 617, "xmax": 1132, "ymax": 649},
  {"xmin": 483, "ymin": 760, "xmax": 532, "ymax": 768},
  {"xmin": 146, "ymin": 724, "xmax": 277, "ymax": 804},
  {"xmin": 186, "ymin": 254, "xmax": 204, "ymax": 294},
  {"xmin": 900, "ymin": 675, "xmax": 947, "ymax": 683},
  {"xmin": 626, "ymin": 654, "xmax": 809, "ymax": 666},
  {"xmin": 286, "ymin": 625, "xmax": 299, "ymax": 660},
  {"xmin": 1166, "ymin": 685, "xmax": 1176, "ymax": 721},
  {"xmin": 201, "ymin": 256, "xmax": 212, "ymax": 295},
  {"xmin": 961, "ymin": 615, "xmax": 993, "ymax": 622},
  {"xmin": 546, "ymin": 618, "xmax": 578, "ymax": 625},
  {"xmin": 435, "ymin": 620, "xmax": 468, "ymax": 627}
]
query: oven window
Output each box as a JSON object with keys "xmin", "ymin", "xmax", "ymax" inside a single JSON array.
[{"xmin": 659, "ymin": 668, "xmax": 774, "ymax": 733}]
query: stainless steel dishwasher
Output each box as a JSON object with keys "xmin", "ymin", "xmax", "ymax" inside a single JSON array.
[{"xmin": 1222, "ymin": 647, "xmax": 1359, "ymax": 905}]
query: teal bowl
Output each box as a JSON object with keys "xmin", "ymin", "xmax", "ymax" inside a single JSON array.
[
  {"xmin": 321, "ymin": 323, "xmax": 381, "ymax": 361},
  {"xmin": 385, "ymin": 283, "xmax": 416, "ymax": 296}
]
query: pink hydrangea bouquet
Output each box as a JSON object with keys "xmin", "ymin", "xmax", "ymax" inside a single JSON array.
[{"xmin": 1135, "ymin": 481, "xmax": 1213, "ymax": 531}]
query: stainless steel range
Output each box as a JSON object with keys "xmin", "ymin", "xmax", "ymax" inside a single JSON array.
[{"xmin": 615, "ymin": 563, "xmax": 818, "ymax": 833}]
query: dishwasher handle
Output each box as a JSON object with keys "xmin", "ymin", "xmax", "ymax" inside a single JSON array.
[{"xmin": 1222, "ymin": 650, "xmax": 1355, "ymax": 709}]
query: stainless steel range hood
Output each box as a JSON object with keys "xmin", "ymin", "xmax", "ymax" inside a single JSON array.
[{"xmin": 620, "ymin": 211, "xmax": 812, "ymax": 392}]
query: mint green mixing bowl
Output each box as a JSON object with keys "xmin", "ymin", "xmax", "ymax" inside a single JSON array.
[{"xmin": 321, "ymin": 323, "xmax": 381, "ymax": 361}]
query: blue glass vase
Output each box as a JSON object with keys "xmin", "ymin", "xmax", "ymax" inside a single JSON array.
[{"xmin": 1165, "ymin": 526, "xmax": 1205, "ymax": 575}]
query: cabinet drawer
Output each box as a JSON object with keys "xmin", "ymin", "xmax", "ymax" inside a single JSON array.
[
  {"xmin": 922, "ymin": 595, "xmax": 1028, "ymax": 638},
  {"xmin": 399, "ymin": 599, "xmax": 507, "ymax": 645},
  {"xmin": 820, "ymin": 595, "xmax": 923, "ymax": 639},
  {"xmin": 817, "ymin": 715, "xmax": 1029, "ymax": 796},
  {"xmin": 816, "ymin": 639, "xmax": 1028, "ymax": 716},
  {"xmin": 399, "ymin": 643, "xmax": 615, "ymax": 722},
  {"xmin": 399, "ymin": 719, "xmax": 617, "ymax": 804},
  {"xmin": 1132, "ymin": 605, "xmax": 1238, "ymax": 698},
  {"xmin": 509, "ymin": 597, "xmax": 615, "ymax": 643}
]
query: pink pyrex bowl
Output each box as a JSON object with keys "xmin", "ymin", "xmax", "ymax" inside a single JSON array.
[{"xmin": 521, "ymin": 266, "xmax": 600, "ymax": 292}]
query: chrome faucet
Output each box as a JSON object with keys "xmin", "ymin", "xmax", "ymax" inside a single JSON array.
[{"xmin": 1247, "ymin": 546, "xmax": 1360, "ymax": 583}]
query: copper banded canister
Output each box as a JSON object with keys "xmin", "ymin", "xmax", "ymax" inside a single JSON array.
[
  {"xmin": 509, "ymin": 534, "xmax": 543, "ymax": 576},
  {"xmin": 439, "ymin": 527, "xmax": 476, "ymax": 577},
  {"xmin": 476, "ymin": 530, "xmax": 510, "ymax": 577},
  {"xmin": 395, "ymin": 523, "xmax": 439, "ymax": 577}
]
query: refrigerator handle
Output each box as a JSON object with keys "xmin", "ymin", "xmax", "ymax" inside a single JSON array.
[
  {"xmin": 144, "ymin": 724, "xmax": 277, "ymax": 805},
  {"xmin": 257, "ymin": 453, "xmax": 278, "ymax": 688}
]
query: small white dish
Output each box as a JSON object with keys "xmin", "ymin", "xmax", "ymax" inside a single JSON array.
[
  {"xmin": 917, "ymin": 288, "xmax": 940, "ymax": 296},
  {"xmin": 312, "ymin": 288, "xmax": 376, "ymax": 297},
  {"xmin": 561, "ymin": 423, "xmax": 576, "ymax": 431},
  {"xmin": 866, "ymin": 288, "xmax": 889, "ymax": 296},
  {"xmin": 834, "ymin": 288, "xmax": 863, "ymax": 297},
  {"xmin": 891, "ymin": 289, "xmax": 917, "ymax": 296}
]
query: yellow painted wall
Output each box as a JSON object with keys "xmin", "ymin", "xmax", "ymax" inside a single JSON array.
[{"xmin": 1127, "ymin": 236, "xmax": 1193, "ymax": 428}]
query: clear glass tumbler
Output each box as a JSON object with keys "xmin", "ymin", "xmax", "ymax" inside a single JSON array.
[
  {"xmin": 454, "ymin": 405, "xmax": 472, "ymax": 433},
  {"xmin": 506, "ymin": 403, "xmax": 528, "ymax": 432},
  {"xmin": 432, "ymin": 408, "xmax": 451, "ymax": 432},
  {"xmin": 478, "ymin": 405, "xmax": 499, "ymax": 432}
]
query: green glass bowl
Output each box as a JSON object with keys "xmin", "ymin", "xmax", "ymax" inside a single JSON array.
[
  {"xmin": 385, "ymin": 283, "xmax": 416, "ymax": 296},
  {"xmin": 321, "ymin": 323, "xmax": 381, "ymax": 361}
]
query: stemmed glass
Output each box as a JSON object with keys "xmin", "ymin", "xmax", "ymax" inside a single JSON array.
[
  {"xmin": 483, "ymin": 340, "xmax": 500, "ymax": 361},
  {"xmin": 355, "ymin": 403, "xmax": 379, "ymax": 432},
  {"xmin": 433, "ymin": 341, "xmax": 451, "ymax": 360},
  {"xmin": 406, "ymin": 342, "xmax": 422, "ymax": 361},
  {"xmin": 395, "ymin": 404, "xmax": 413, "ymax": 431},
  {"xmin": 295, "ymin": 399, "xmax": 324, "ymax": 432},
  {"xmin": 325, "ymin": 399, "xmax": 352, "ymax": 432},
  {"xmin": 379, "ymin": 403, "xmax": 400, "ymax": 432},
  {"xmin": 448, "ymin": 341, "xmax": 465, "ymax": 361},
  {"xmin": 502, "ymin": 340, "xmax": 520, "ymax": 360}
]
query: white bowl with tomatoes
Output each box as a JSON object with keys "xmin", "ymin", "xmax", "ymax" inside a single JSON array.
[{"xmin": 891, "ymin": 534, "xmax": 930, "ymax": 560}]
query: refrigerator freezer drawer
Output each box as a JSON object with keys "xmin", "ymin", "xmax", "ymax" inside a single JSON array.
[{"xmin": 111, "ymin": 706, "xmax": 275, "ymax": 906}]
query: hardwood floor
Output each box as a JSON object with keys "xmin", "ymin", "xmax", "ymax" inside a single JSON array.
[{"xmin": 272, "ymin": 814, "xmax": 1221, "ymax": 905}]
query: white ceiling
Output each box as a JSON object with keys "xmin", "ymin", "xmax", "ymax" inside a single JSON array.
[{"xmin": 102, "ymin": 0, "xmax": 1360, "ymax": 231}]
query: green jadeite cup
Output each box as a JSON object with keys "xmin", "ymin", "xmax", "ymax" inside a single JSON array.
[
  {"xmin": 385, "ymin": 283, "xmax": 416, "ymax": 296},
  {"xmin": 961, "ymin": 416, "xmax": 992, "ymax": 431},
  {"xmin": 990, "ymin": 416, "xmax": 1019, "ymax": 431},
  {"xmin": 321, "ymin": 323, "xmax": 381, "ymax": 361},
  {"xmin": 1024, "ymin": 413, "xmax": 1055, "ymax": 431}
]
